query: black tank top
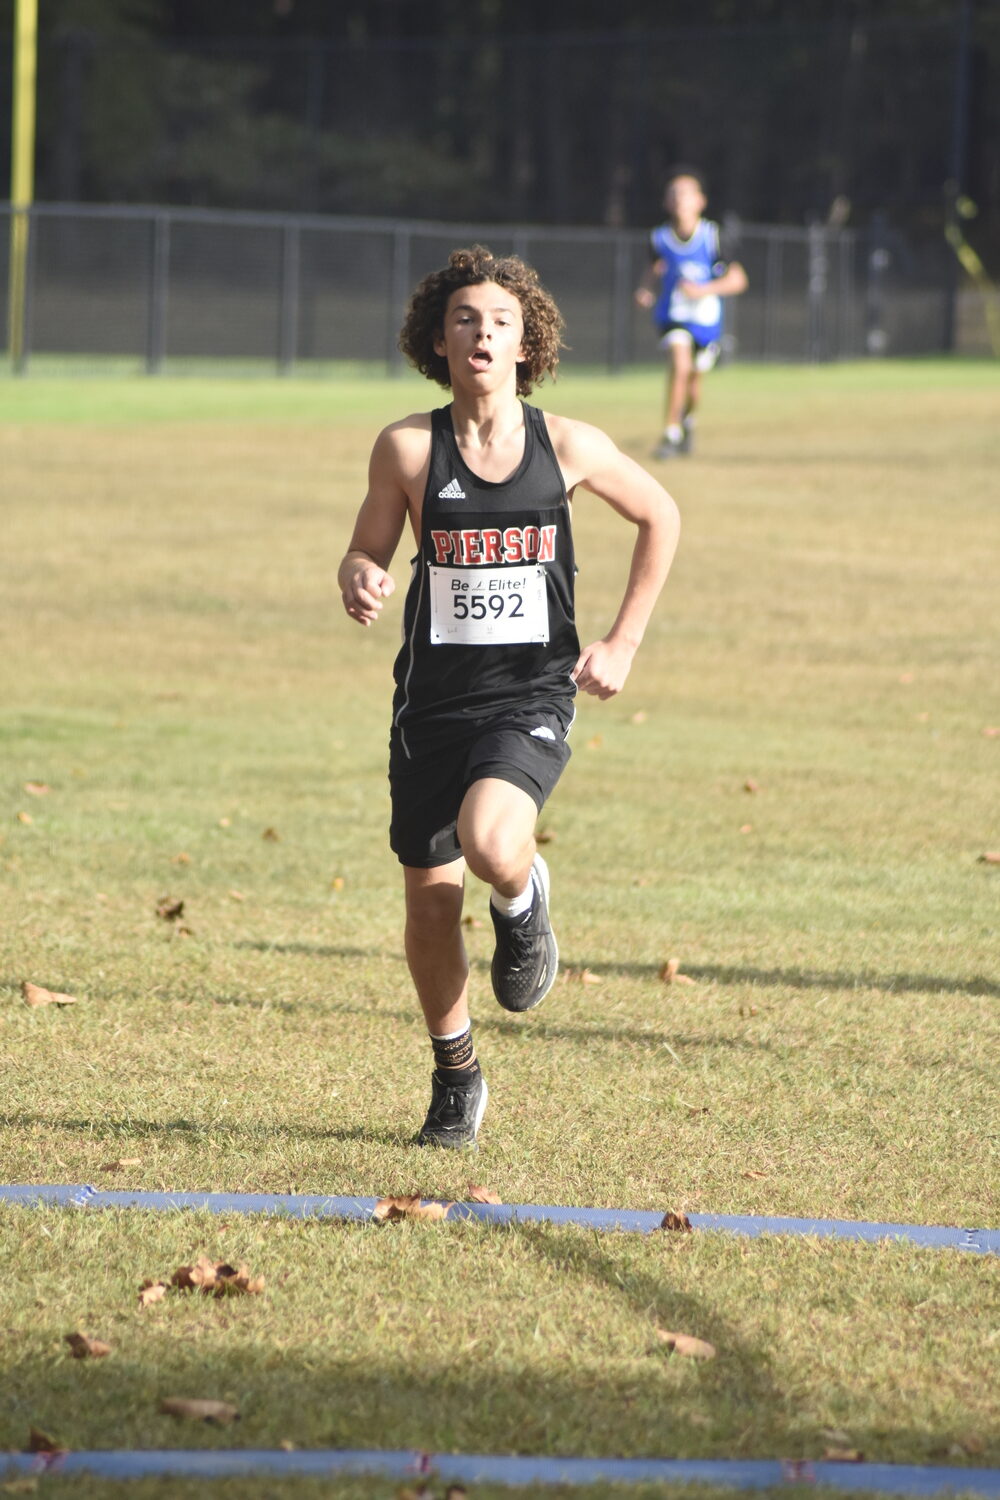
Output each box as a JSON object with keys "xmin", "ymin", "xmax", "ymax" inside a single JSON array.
[{"xmin": 392, "ymin": 403, "xmax": 579, "ymax": 754}]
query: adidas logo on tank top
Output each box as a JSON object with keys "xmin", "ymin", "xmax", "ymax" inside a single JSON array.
[{"xmin": 438, "ymin": 477, "xmax": 466, "ymax": 499}]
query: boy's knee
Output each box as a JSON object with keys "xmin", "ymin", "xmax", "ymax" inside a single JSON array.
[
  {"xmin": 405, "ymin": 875, "xmax": 464, "ymax": 935},
  {"xmin": 461, "ymin": 827, "xmax": 526, "ymax": 886}
]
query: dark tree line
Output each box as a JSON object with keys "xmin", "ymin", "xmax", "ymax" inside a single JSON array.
[{"xmin": 2, "ymin": 0, "xmax": 997, "ymax": 260}]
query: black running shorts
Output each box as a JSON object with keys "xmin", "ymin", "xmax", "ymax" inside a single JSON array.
[{"xmin": 389, "ymin": 708, "xmax": 573, "ymax": 868}]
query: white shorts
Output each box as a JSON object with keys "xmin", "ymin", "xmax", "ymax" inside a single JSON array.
[{"xmin": 659, "ymin": 327, "xmax": 721, "ymax": 373}]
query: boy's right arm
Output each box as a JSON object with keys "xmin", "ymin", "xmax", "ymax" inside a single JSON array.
[
  {"xmin": 338, "ymin": 426, "xmax": 413, "ymax": 627},
  {"xmin": 634, "ymin": 256, "xmax": 666, "ymax": 310}
]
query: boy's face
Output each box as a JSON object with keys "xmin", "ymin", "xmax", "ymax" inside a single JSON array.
[
  {"xmin": 664, "ymin": 175, "xmax": 706, "ymax": 222},
  {"xmin": 434, "ymin": 281, "xmax": 526, "ymax": 390}
]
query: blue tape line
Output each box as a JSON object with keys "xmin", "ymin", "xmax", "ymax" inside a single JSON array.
[
  {"xmin": 1, "ymin": 1183, "xmax": 997, "ymax": 1254},
  {"xmin": 2, "ymin": 1451, "xmax": 999, "ymax": 1493}
]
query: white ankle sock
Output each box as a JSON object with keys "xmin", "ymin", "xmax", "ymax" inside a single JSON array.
[
  {"xmin": 665, "ymin": 423, "xmax": 684, "ymax": 444},
  {"xmin": 490, "ymin": 874, "xmax": 534, "ymax": 920}
]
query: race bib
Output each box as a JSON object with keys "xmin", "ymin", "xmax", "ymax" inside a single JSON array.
[
  {"xmin": 429, "ymin": 564, "xmax": 549, "ymax": 646},
  {"xmin": 668, "ymin": 287, "xmax": 721, "ymax": 328}
]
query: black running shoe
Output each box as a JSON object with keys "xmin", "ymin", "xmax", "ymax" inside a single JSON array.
[
  {"xmin": 490, "ymin": 855, "xmax": 558, "ymax": 1013},
  {"xmin": 678, "ymin": 419, "xmax": 694, "ymax": 455},
  {"xmin": 416, "ymin": 1069, "xmax": 488, "ymax": 1149}
]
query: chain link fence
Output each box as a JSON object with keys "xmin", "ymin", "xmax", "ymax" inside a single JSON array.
[{"xmin": 1, "ymin": 202, "xmax": 957, "ymax": 375}]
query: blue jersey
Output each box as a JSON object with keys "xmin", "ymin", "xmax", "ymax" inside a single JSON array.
[{"xmin": 650, "ymin": 218, "xmax": 728, "ymax": 343}]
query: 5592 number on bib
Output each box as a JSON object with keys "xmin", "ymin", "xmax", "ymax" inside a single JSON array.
[{"xmin": 429, "ymin": 564, "xmax": 549, "ymax": 646}]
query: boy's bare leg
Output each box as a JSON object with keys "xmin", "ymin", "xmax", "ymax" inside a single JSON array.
[
  {"xmin": 403, "ymin": 860, "xmax": 469, "ymax": 1036},
  {"xmin": 459, "ymin": 776, "xmax": 558, "ymax": 1013},
  {"xmin": 655, "ymin": 339, "xmax": 695, "ymax": 457},
  {"xmin": 404, "ymin": 859, "xmax": 488, "ymax": 1148},
  {"xmin": 457, "ymin": 776, "xmax": 538, "ymax": 896},
  {"xmin": 665, "ymin": 340, "xmax": 694, "ymax": 433},
  {"xmin": 686, "ymin": 368, "xmax": 702, "ymax": 422},
  {"xmin": 681, "ymin": 367, "xmax": 702, "ymax": 452}
]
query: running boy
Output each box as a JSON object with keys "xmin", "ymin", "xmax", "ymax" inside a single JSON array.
[
  {"xmin": 339, "ymin": 246, "xmax": 680, "ymax": 1148},
  {"xmin": 635, "ymin": 167, "xmax": 748, "ymax": 459}
]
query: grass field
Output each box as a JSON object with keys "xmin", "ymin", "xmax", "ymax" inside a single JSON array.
[{"xmin": 1, "ymin": 359, "xmax": 998, "ymax": 1495}]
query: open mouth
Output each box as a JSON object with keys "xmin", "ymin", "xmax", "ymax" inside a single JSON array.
[{"xmin": 469, "ymin": 351, "xmax": 493, "ymax": 371}]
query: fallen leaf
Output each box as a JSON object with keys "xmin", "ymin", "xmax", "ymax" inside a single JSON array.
[
  {"xmin": 138, "ymin": 1279, "xmax": 168, "ymax": 1308},
  {"xmin": 262, "ymin": 827, "xmax": 280, "ymax": 842},
  {"xmin": 171, "ymin": 1256, "xmax": 265, "ymax": 1296},
  {"xmin": 228, "ymin": 889, "xmax": 245, "ymax": 901},
  {"xmin": 331, "ymin": 876, "xmax": 345, "ymax": 891},
  {"xmin": 218, "ymin": 817, "xmax": 231, "ymax": 828},
  {"xmin": 660, "ymin": 1211, "xmax": 693, "ymax": 1232},
  {"xmin": 467, "ymin": 1184, "xmax": 502, "ymax": 1204},
  {"xmin": 64, "ymin": 1332, "xmax": 111, "ymax": 1359},
  {"xmin": 172, "ymin": 1255, "xmax": 219, "ymax": 1291},
  {"xmin": 739, "ymin": 1005, "xmax": 759, "ymax": 1018},
  {"xmin": 100, "ymin": 1157, "xmax": 142, "ymax": 1173},
  {"xmin": 739, "ymin": 823, "xmax": 753, "ymax": 833},
  {"xmin": 22, "ymin": 981, "xmax": 78, "ymax": 1008},
  {"xmin": 983, "ymin": 726, "xmax": 1000, "ymax": 738},
  {"xmin": 565, "ymin": 967, "xmax": 601, "ymax": 984},
  {"xmin": 26, "ymin": 1428, "xmax": 64, "ymax": 1454},
  {"xmin": 16, "ymin": 811, "xmax": 33, "ymax": 825},
  {"xmin": 823, "ymin": 1448, "xmax": 864, "ymax": 1463},
  {"xmin": 743, "ymin": 778, "xmax": 760, "ymax": 793},
  {"xmin": 170, "ymin": 852, "xmax": 192, "ymax": 865},
  {"xmin": 742, "ymin": 1170, "xmax": 768, "ymax": 1180},
  {"xmin": 159, "ymin": 1397, "xmax": 240, "ymax": 1424},
  {"xmin": 659, "ymin": 957, "xmax": 694, "ymax": 985},
  {"xmin": 655, "ymin": 1328, "xmax": 716, "ymax": 1359},
  {"xmin": 216, "ymin": 1262, "xmax": 265, "ymax": 1296},
  {"xmin": 372, "ymin": 1195, "xmax": 452, "ymax": 1224},
  {"xmin": 155, "ymin": 897, "xmax": 185, "ymax": 922},
  {"xmin": 630, "ymin": 710, "xmax": 648, "ymax": 724},
  {"xmin": 535, "ymin": 826, "xmax": 556, "ymax": 844},
  {"xmin": 977, "ymin": 851, "xmax": 1000, "ymax": 865},
  {"xmin": 461, "ymin": 914, "xmax": 483, "ymax": 928},
  {"xmin": 24, "ymin": 782, "xmax": 50, "ymax": 796},
  {"xmin": 585, "ymin": 735, "xmax": 603, "ymax": 750}
]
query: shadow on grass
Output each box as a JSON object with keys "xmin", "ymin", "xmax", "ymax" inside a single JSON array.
[
  {"xmin": 564, "ymin": 959, "xmax": 1000, "ymax": 999},
  {"xmin": 517, "ymin": 1219, "xmax": 776, "ymax": 1407},
  {"xmin": 0, "ymin": 1228, "xmax": 779, "ymax": 1456},
  {"xmin": 295, "ymin": 1000, "xmax": 767, "ymax": 1052},
  {"xmin": 685, "ymin": 963, "xmax": 1000, "ymax": 998},
  {"xmin": 229, "ymin": 940, "xmax": 1000, "ymax": 999},
  {"xmin": 233, "ymin": 941, "xmax": 385, "ymax": 960},
  {"xmin": 112, "ymin": 975, "xmax": 764, "ymax": 1051},
  {"xmin": 3, "ymin": 1114, "xmax": 413, "ymax": 1151},
  {"xmin": 2, "ymin": 1284, "xmax": 986, "ymax": 1464}
]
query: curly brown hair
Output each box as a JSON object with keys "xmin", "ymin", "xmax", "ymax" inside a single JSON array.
[{"xmin": 398, "ymin": 245, "xmax": 564, "ymax": 398}]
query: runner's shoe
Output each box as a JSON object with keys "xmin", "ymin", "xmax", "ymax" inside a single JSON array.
[
  {"xmin": 652, "ymin": 435, "xmax": 681, "ymax": 460},
  {"xmin": 678, "ymin": 418, "xmax": 695, "ymax": 455},
  {"xmin": 490, "ymin": 854, "xmax": 558, "ymax": 1012},
  {"xmin": 417, "ymin": 1070, "xmax": 488, "ymax": 1149}
]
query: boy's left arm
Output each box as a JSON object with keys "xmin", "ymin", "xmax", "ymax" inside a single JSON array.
[
  {"xmin": 561, "ymin": 425, "xmax": 681, "ymax": 700},
  {"xmin": 681, "ymin": 261, "xmax": 748, "ymax": 300}
]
